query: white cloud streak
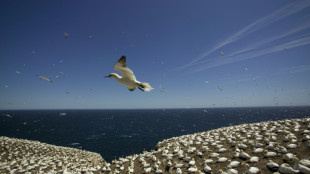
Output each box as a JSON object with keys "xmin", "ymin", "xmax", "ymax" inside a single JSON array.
[
  {"xmin": 229, "ymin": 18, "xmax": 310, "ymax": 57},
  {"xmin": 277, "ymin": 65, "xmax": 310, "ymax": 74},
  {"xmin": 181, "ymin": 0, "xmax": 310, "ymax": 72},
  {"xmin": 190, "ymin": 36, "xmax": 310, "ymax": 73}
]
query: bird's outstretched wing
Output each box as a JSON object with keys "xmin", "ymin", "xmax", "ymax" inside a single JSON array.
[{"xmin": 114, "ymin": 56, "xmax": 136, "ymax": 81}]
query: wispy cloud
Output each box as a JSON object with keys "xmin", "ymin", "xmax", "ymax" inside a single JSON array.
[
  {"xmin": 277, "ymin": 65, "xmax": 310, "ymax": 74},
  {"xmin": 206, "ymin": 74, "xmax": 260, "ymax": 86},
  {"xmin": 180, "ymin": 1, "xmax": 310, "ymax": 73},
  {"xmin": 190, "ymin": 35, "xmax": 310, "ymax": 73},
  {"xmin": 229, "ymin": 18, "xmax": 310, "ymax": 57},
  {"xmin": 287, "ymin": 65, "xmax": 310, "ymax": 73}
]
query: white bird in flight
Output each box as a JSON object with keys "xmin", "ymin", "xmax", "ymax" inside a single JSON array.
[
  {"xmin": 220, "ymin": 49, "xmax": 224, "ymax": 56},
  {"xmin": 1, "ymin": 114, "xmax": 13, "ymax": 118},
  {"xmin": 105, "ymin": 56, "xmax": 154, "ymax": 92}
]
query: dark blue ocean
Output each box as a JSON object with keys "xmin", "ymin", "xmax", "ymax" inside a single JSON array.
[{"xmin": 1, "ymin": 107, "xmax": 309, "ymax": 162}]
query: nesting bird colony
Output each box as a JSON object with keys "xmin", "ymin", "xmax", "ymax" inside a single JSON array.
[
  {"xmin": 1, "ymin": 118, "xmax": 310, "ymax": 174},
  {"xmin": 0, "ymin": 137, "xmax": 104, "ymax": 174}
]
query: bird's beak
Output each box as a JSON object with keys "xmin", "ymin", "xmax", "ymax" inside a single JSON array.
[{"xmin": 104, "ymin": 75, "xmax": 111, "ymax": 78}]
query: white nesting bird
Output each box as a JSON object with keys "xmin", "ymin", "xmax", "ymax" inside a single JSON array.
[
  {"xmin": 293, "ymin": 157, "xmax": 310, "ymax": 174},
  {"xmin": 243, "ymin": 163, "xmax": 260, "ymax": 174},
  {"xmin": 188, "ymin": 165, "xmax": 198, "ymax": 173},
  {"xmin": 226, "ymin": 166, "xmax": 238, "ymax": 174},
  {"xmin": 279, "ymin": 163, "xmax": 299, "ymax": 174},
  {"xmin": 189, "ymin": 158, "xmax": 196, "ymax": 165},
  {"xmin": 266, "ymin": 160, "xmax": 279, "ymax": 171},
  {"xmin": 174, "ymin": 162, "xmax": 184, "ymax": 168},
  {"xmin": 283, "ymin": 153, "xmax": 295, "ymax": 161},
  {"xmin": 176, "ymin": 168, "xmax": 182, "ymax": 174},
  {"xmin": 228, "ymin": 160, "xmax": 240, "ymax": 168},
  {"xmin": 105, "ymin": 56, "xmax": 154, "ymax": 91},
  {"xmin": 300, "ymin": 159, "xmax": 310, "ymax": 168},
  {"xmin": 203, "ymin": 164, "xmax": 211, "ymax": 173},
  {"xmin": 248, "ymin": 156, "xmax": 259, "ymax": 163}
]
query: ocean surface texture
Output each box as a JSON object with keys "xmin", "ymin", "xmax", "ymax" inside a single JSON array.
[{"xmin": 0, "ymin": 107, "xmax": 309, "ymax": 162}]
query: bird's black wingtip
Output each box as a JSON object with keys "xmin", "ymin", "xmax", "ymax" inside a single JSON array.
[
  {"xmin": 120, "ymin": 55, "xmax": 126, "ymax": 60},
  {"xmin": 117, "ymin": 55, "xmax": 127, "ymax": 67}
]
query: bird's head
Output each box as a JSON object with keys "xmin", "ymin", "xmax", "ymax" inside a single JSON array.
[
  {"xmin": 104, "ymin": 73, "xmax": 120, "ymax": 79},
  {"xmin": 292, "ymin": 157, "xmax": 299, "ymax": 162}
]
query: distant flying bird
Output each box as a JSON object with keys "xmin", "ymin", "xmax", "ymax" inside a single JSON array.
[
  {"xmin": 105, "ymin": 56, "xmax": 153, "ymax": 92},
  {"xmin": 1, "ymin": 114, "xmax": 13, "ymax": 118},
  {"xmin": 220, "ymin": 49, "xmax": 224, "ymax": 56},
  {"xmin": 217, "ymin": 86, "xmax": 223, "ymax": 91},
  {"xmin": 55, "ymin": 72, "xmax": 65, "ymax": 78},
  {"xmin": 64, "ymin": 32, "xmax": 68, "ymax": 39},
  {"xmin": 59, "ymin": 113, "xmax": 67, "ymax": 116},
  {"xmin": 37, "ymin": 75, "xmax": 53, "ymax": 83},
  {"xmin": 161, "ymin": 88, "xmax": 167, "ymax": 92}
]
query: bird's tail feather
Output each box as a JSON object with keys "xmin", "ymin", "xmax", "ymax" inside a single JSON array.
[{"xmin": 139, "ymin": 82, "xmax": 153, "ymax": 92}]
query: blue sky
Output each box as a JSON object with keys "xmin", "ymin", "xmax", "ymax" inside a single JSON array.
[{"xmin": 1, "ymin": 0, "xmax": 310, "ymax": 109}]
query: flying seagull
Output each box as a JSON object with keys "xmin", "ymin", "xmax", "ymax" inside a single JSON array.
[
  {"xmin": 64, "ymin": 32, "xmax": 68, "ymax": 39},
  {"xmin": 37, "ymin": 75, "xmax": 53, "ymax": 83},
  {"xmin": 1, "ymin": 114, "xmax": 13, "ymax": 118},
  {"xmin": 105, "ymin": 56, "xmax": 153, "ymax": 91},
  {"xmin": 220, "ymin": 49, "xmax": 224, "ymax": 56}
]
